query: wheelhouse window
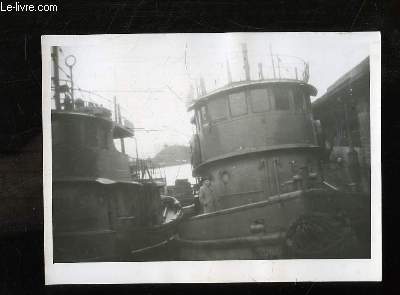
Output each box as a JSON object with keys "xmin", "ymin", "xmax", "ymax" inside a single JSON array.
[
  {"xmin": 273, "ymin": 86, "xmax": 291, "ymax": 110},
  {"xmin": 250, "ymin": 88, "xmax": 272, "ymax": 113},
  {"xmin": 208, "ymin": 97, "xmax": 228, "ymax": 121},
  {"xmin": 228, "ymin": 91, "xmax": 247, "ymax": 117}
]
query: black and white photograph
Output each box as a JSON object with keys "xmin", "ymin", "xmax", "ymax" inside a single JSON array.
[{"xmin": 42, "ymin": 32, "xmax": 381, "ymax": 283}]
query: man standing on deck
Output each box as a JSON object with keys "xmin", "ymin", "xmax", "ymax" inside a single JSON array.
[{"xmin": 198, "ymin": 177, "xmax": 216, "ymax": 213}]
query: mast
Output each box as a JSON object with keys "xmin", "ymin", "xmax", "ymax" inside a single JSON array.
[
  {"xmin": 226, "ymin": 59, "xmax": 232, "ymax": 84},
  {"xmin": 52, "ymin": 46, "xmax": 61, "ymax": 110},
  {"xmin": 113, "ymin": 96, "xmax": 118, "ymax": 122},
  {"xmin": 69, "ymin": 65, "xmax": 74, "ymax": 104},
  {"xmin": 258, "ymin": 62, "xmax": 264, "ymax": 80},
  {"xmin": 241, "ymin": 43, "xmax": 251, "ymax": 81},
  {"xmin": 200, "ymin": 77, "xmax": 206, "ymax": 96},
  {"xmin": 277, "ymin": 56, "xmax": 281, "ymax": 79},
  {"xmin": 117, "ymin": 103, "xmax": 126, "ymax": 154},
  {"xmin": 269, "ymin": 44, "xmax": 276, "ymax": 79}
]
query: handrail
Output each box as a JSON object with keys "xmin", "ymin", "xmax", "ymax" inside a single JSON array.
[
  {"xmin": 191, "ymin": 53, "xmax": 310, "ymax": 98},
  {"xmin": 50, "ymin": 91, "xmax": 134, "ymax": 132}
]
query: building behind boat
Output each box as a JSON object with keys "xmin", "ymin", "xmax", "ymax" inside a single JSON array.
[
  {"xmin": 312, "ymin": 57, "xmax": 371, "ymax": 249},
  {"xmin": 312, "ymin": 57, "xmax": 370, "ymax": 194}
]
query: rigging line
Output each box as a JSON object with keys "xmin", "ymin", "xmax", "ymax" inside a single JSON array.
[
  {"xmin": 138, "ymin": 125, "xmax": 191, "ymax": 138},
  {"xmin": 166, "ymin": 85, "xmax": 185, "ymax": 103},
  {"xmin": 56, "ymin": 64, "xmax": 70, "ymax": 78},
  {"xmin": 160, "ymin": 126, "xmax": 192, "ymax": 138},
  {"xmin": 82, "ymin": 89, "xmax": 165, "ymax": 93},
  {"xmin": 78, "ymin": 88, "xmax": 88, "ymax": 101},
  {"xmin": 71, "ymin": 88, "xmax": 113, "ymax": 104}
]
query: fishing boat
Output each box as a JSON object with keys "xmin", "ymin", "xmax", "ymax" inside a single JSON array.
[
  {"xmin": 51, "ymin": 47, "xmax": 182, "ymax": 262},
  {"xmin": 175, "ymin": 44, "xmax": 366, "ymax": 260}
]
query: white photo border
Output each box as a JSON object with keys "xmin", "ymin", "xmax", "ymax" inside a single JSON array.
[{"xmin": 42, "ymin": 32, "xmax": 382, "ymax": 284}]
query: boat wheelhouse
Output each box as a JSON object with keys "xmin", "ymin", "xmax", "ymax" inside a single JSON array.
[
  {"xmin": 177, "ymin": 44, "xmax": 362, "ymax": 260},
  {"xmin": 51, "ymin": 47, "xmax": 182, "ymax": 262},
  {"xmin": 188, "ymin": 79, "xmax": 319, "ymax": 209}
]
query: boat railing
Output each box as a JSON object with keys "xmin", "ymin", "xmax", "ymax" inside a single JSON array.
[
  {"xmin": 51, "ymin": 88, "xmax": 134, "ymax": 132},
  {"xmin": 191, "ymin": 53, "xmax": 310, "ymax": 99}
]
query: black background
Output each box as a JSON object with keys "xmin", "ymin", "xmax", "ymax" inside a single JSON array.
[{"xmin": 0, "ymin": 0, "xmax": 395, "ymax": 294}]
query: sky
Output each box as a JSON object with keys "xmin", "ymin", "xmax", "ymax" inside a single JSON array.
[{"xmin": 56, "ymin": 32, "xmax": 378, "ymax": 159}]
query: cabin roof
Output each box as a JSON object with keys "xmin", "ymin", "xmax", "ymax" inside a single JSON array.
[
  {"xmin": 312, "ymin": 56, "xmax": 369, "ymax": 109},
  {"xmin": 187, "ymin": 79, "xmax": 317, "ymax": 111},
  {"xmin": 53, "ymin": 176, "xmax": 142, "ymax": 186},
  {"xmin": 52, "ymin": 110, "xmax": 134, "ymax": 138}
]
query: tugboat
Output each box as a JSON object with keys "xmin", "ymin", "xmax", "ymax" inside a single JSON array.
[
  {"xmin": 50, "ymin": 47, "xmax": 182, "ymax": 262},
  {"xmin": 176, "ymin": 43, "xmax": 365, "ymax": 260}
]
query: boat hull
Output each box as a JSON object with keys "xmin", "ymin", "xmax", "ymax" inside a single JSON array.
[
  {"xmin": 52, "ymin": 180, "xmax": 183, "ymax": 262},
  {"xmin": 53, "ymin": 210, "xmax": 182, "ymax": 263},
  {"xmin": 176, "ymin": 188, "xmax": 362, "ymax": 260}
]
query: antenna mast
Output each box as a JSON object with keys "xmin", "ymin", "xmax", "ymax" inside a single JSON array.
[
  {"xmin": 52, "ymin": 46, "xmax": 61, "ymax": 110},
  {"xmin": 269, "ymin": 44, "xmax": 276, "ymax": 79},
  {"xmin": 226, "ymin": 59, "xmax": 232, "ymax": 84},
  {"xmin": 241, "ymin": 43, "xmax": 251, "ymax": 81}
]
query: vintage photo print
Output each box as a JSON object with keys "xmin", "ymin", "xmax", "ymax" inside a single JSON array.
[{"xmin": 42, "ymin": 32, "xmax": 381, "ymax": 284}]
